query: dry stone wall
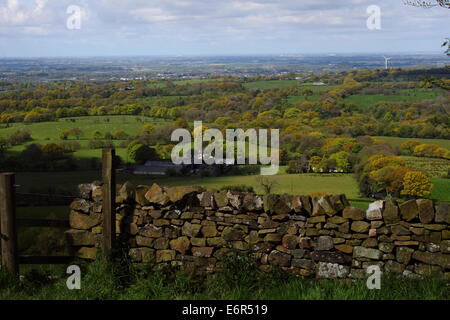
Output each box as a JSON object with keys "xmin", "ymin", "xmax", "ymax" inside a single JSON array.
[{"xmin": 66, "ymin": 182, "xmax": 450, "ymax": 279}]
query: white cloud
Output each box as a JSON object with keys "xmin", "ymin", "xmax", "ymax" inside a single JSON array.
[{"xmin": 0, "ymin": 0, "xmax": 448, "ymax": 55}]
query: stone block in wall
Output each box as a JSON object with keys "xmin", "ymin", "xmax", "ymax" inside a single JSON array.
[
  {"xmin": 343, "ymin": 207, "xmax": 365, "ymax": 220},
  {"xmin": 182, "ymin": 222, "xmax": 202, "ymax": 237},
  {"xmin": 139, "ymin": 225, "xmax": 163, "ymax": 238},
  {"xmin": 169, "ymin": 236, "xmax": 191, "ymax": 254},
  {"xmin": 417, "ymin": 199, "xmax": 434, "ymax": 224},
  {"xmin": 167, "ymin": 186, "xmax": 204, "ymax": 204},
  {"xmin": 361, "ymin": 238, "xmax": 378, "ymax": 248},
  {"xmin": 135, "ymin": 185, "xmax": 150, "ymax": 206},
  {"xmin": 443, "ymin": 230, "xmax": 450, "ymax": 240},
  {"xmin": 316, "ymin": 262, "xmax": 350, "ymax": 279},
  {"xmin": 70, "ymin": 199, "xmax": 91, "ymax": 214},
  {"xmin": 424, "ymin": 224, "xmax": 447, "ymax": 231},
  {"xmin": 441, "ymin": 240, "xmax": 450, "ymax": 254},
  {"xmin": 222, "ymin": 226, "xmax": 245, "ymax": 241},
  {"xmin": 353, "ymin": 246, "xmax": 382, "ymax": 260},
  {"xmin": 145, "ymin": 184, "xmax": 170, "ymax": 206},
  {"xmin": 268, "ymin": 250, "xmax": 291, "ymax": 267},
  {"xmin": 315, "ymin": 236, "xmax": 334, "ymax": 251},
  {"xmin": 136, "ymin": 235, "xmax": 154, "ymax": 247},
  {"xmin": 414, "ymin": 263, "xmax": 443, "ymax": 277},
  {"xmin": 396, "ymin": 247, "xmax": 414, "ymax": 264},
  {"xmin": 379, "ymin": 242, "xmax": 394, "ymax": 253},
  {"xmin": 117, "ymin": 182, "xmax": 135, "ymax": 203},
  {"xmin": 391, "ymin": 224, "xmax": 411, "ymax": 236},
  {"xmin": 319, "ymin": 196, "xmax": 337, "ymax": 216},
  {"xmin": 78, "ymin": 183, "xmax": 97, "ymax": 200},
  {"xmin": 366, "ymin": 200, "xmax": 384, "ymax": 220},
  {"xmin": 156, "ymin": 250, "xmax": 176, "ymax": 262},
  {"xmin": 214, "ymin": 191, "xmax": 229, "ymax": 207},
  {"xmin": 412, "ymin": 251, "xmax": 450, "ymax": 269},
  {"xmin": 263, "ymin": 194, "xmax": 291, "ymax": 215},
  {"xmin": 69, "ymin": 211, "xmax": 101, "ymax": 230},
  {"xmin": 92, "ymin": 185, "xmax": 103, "ymax": 202},
  {"xmin": 65, "ymin": 229, "xmax": 96, "ymax": 246},
  {"xmin": 383, "ymin": 199, "xmax": 400, "ymax": 224},
  {"xmin": 329, "ymin": 194, "xmax": 348, "ymax": 212},
  {"xmin": 154, "ymin": 237, "xmax": 169, "ymax": 250},
  {"xmin": 198, "ymin": 191, "xmax": 216, "ymax": 208},
  {"xmin": 384, "ymin": 260, "xmax": 405, "ymax": 274},
  {"xmin": 311, "ymin": 251, "xmax": 352, "ymax": 265},
  {"xmin": 292, "ymin": 258, "xmax": 315, "ymax": 270},
  {"xmin": 435, "ymin": 202, "xmax": 450, "ymax": 224},
  {"xmin": 192, "ymin": 247, "xmax": 214, "ymax": 258},
  {"xmin": 335, "ymin": 244, "xmax": 353, "ymax": 254},
  {"xmin": 399, "ymin": 200, "xmax": 418, "ymax": 221},
  {"xmin": 351, "ymin": 221, "xmax": 370, "ymax": 233}
]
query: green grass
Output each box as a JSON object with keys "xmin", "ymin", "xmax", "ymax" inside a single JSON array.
[
  {"xmin": 0, "ymin": 254, "xmax": 447, "ymax": 300},
  {"xmin": 345, "ymin": 88, "xmax": 444, "ymax": 107},
  {"xmin": 349, "ymin": 200, "xmax": 371, "ymax": 210},
  {"xmin": 0, "ymin": 116, "xmax": 168, "ymax": 141},
  {"xmin": 0, "ymin": 115, "xmax": 171, "ymax": 161},
  {"xmin": 429, "ymin": 178, "xmax": 450, "ymax": 202},
  {"xmin": 376, "ymin": 136, "xmax": 450, "ymax": 150},
  {"xmin": 14, "ymin": 171, "xmax": 361, "ymax": 198},
  {"xmin": 14, "ymin": 206, "xmax": 70, "ymax": 261},
  {"xmin": 151, "ymin": 173, "xmax": 361, "ymax": 197},
  {"xmin": 14, "ymin": 170, "xmax": 450, "ymax": 202},
  {"xmin": 243, "ymin": 80, "xmax": 301, "ymax": 89}
]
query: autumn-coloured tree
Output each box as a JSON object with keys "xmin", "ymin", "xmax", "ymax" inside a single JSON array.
[
  {"xmin": 302, "ymin": 88, "xmax": 313, "ymax": 101},
  {"xmin": 401, "ymin": 171, "xmax": 433, "ymax": 197}
]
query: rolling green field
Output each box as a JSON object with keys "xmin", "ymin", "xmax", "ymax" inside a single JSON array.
[
  {"xmin": 429, "ymin": 178, "xmax": 450, "ymax": 202},
  {"xmin": 14, "ymin": 168, "xmax": 449, "ymax": 203},
  {"xmin": 14, "ymin": 171, "xmax": 361, "ymax": 198},
  {"xmin": 376, "ymin": 136, "xmax": 450, "ymax": 150},
  {"xmin": 243, "ymin": 80, "xmax": 300, "ymax": 89},
  {"xmin": 0, "ymin": 115, "xmax": 170, "ymax": 160},
  {"xmin": 344, "ymin": 88, "xmax": 444, "ymax": 107}
]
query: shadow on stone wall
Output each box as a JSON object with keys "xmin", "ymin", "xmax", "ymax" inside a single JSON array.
[{"xmin": 65, "ymin": 182, "xmax": 450, "ymax": 279}]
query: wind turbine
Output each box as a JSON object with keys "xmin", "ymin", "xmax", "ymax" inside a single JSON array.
[{"xmin": 383, "ymin": 56, "xmax": 392, "ymax": 70}]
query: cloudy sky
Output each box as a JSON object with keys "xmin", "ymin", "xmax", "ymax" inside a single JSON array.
[{"xmin": 0, "ymin": 0, "xmax": 449, "ymax": 56}]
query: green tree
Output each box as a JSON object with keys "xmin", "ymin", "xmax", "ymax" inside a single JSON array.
[
  {"xmin": 302, "ymin": 88, "xmax": 313, "ymax": 101},
  {"xmin": 329, "ymin": 151, "xmax": 351, "ymax": 172},
  {"xmin": 127, "ymin": 143, "xmax": 158, "ymax": 164},
  {"xmin": 42, "ymin": 143, "xmax": 64, "ymax": 159}
]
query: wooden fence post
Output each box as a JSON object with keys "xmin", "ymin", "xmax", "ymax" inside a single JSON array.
[
  {"xmin": 102, "ymin": 149, "xmax": 116, "ymax": 259},
  {"xmin": 0, "ymin": 173, "xmax": 19, "ymax": 277}
]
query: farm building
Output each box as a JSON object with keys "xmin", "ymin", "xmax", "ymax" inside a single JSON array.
[{"xmin": 134, "ymin": 161, "xmax": 183, "ymax": 175}]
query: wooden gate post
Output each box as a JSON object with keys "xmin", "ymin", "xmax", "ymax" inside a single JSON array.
[
  {"xmin": 0, "ymin": 173, "xmax": 19, "ymax": 277},
  {"xmin": 102, "ymin": 149, "xmax": 116, "ymax": 259}
]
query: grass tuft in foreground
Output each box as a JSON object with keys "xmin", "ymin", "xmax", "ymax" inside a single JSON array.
[{"xmin": 0, "ymin": 253, "xmax": 448, "ymax": 300}]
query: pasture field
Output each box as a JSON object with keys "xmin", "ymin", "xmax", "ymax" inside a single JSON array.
[
  {"xmin": 429, "ymin": 178, "xmax": 450, "ymax": 202},
  {"xmin": 14, "ymin": 171, "xmax": 362, "ymax": 199},
  {"xmin": 243, "ymin": 79, "xmax": 300, "ymax": 89},
  {"xmin": 401, "ymin": 156, "xmax": 450, "ymax": 178},
  {"xmin": 242, "ymin": 80, "xmax": 338, "ymax": 90},
  {"xmin": 0, "ymin": 115, "xmax": 168, "ymax": 140},
  {"xmin": 14, "ymin": 169, "xmax": 450, "ymax": 202},
  {"xmin": 0, "ymin": 115, "xmax": 170, "ymax": 161},
  {"xmin": 344, "ymin": 88, "xmax": 444, "ymax": 107},
  {"xmin": 376, "ymin": 136, "xmax": 450, "ymax": 150}
]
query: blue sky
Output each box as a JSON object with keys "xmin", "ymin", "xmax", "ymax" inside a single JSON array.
[{"xmin": 0, "ymin": 0, "xmax": 449, "ymax": 57}]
